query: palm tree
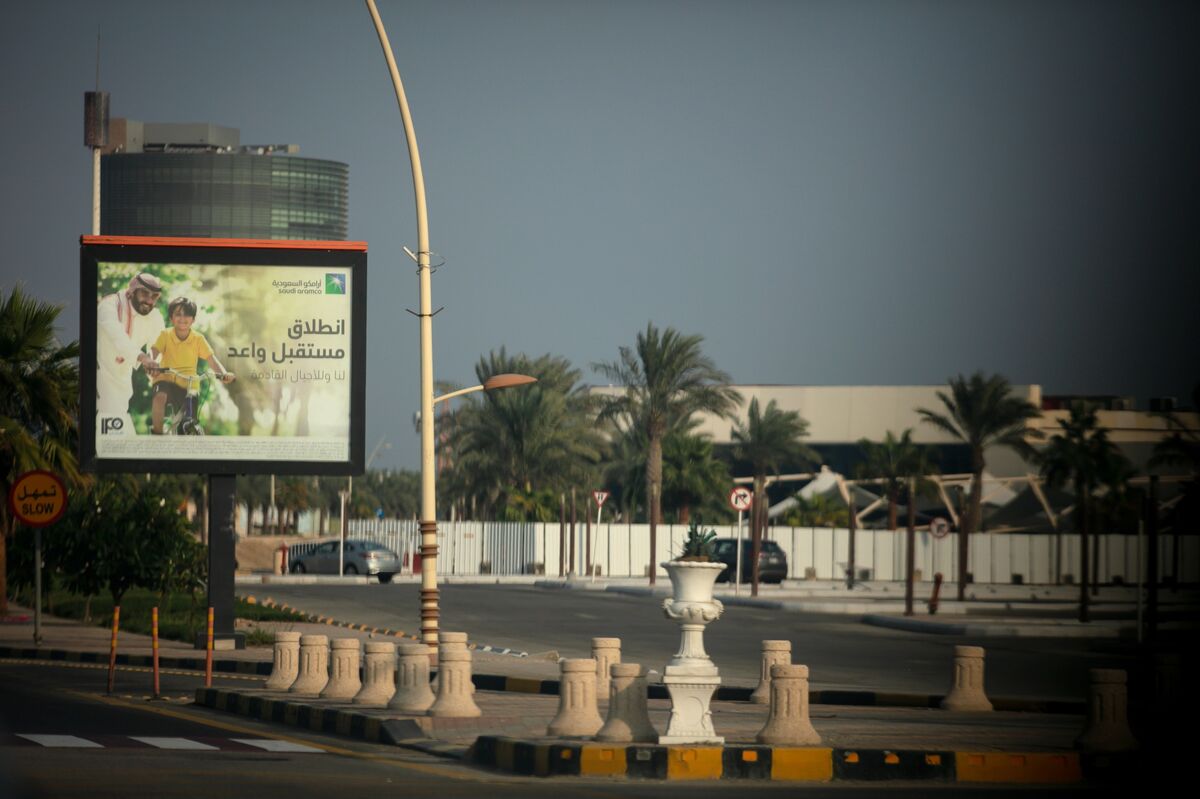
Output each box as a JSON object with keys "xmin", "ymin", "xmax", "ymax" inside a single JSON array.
[
  {"xmin": 1040, "ymin": 402, "xmax": 1131, "ymax": 621},
  {"xmin": 731, "ymin": 398, "xmax": 818, "ymax": 596},
  {"xmin": 608, "ymin": 417, "xmax": 730, "ymax": 524},
  {"xmin": 661, "ymin": 427, "xmax": 731, "ymax": 524},
  {"xmin": 917, "ymin": 372, "xmax": 1042, "ymax": 601},
  {"xmin": 856, "ymin": 429, "xmax": 938, "ymax": 530},
  {"xmin": 1, "ymin": 286, "xmax": 82, "ymax": 615},
  {"xmin": 856, "ymin": 430, "xmax": 938, "ymax": 592},
  {"xmin": 594, "ymin": 324, "xmax": 740, "ymax": 584},
  {"xmin": 448, "ymin": 349, "xmax": 602, "ymax": 519}
]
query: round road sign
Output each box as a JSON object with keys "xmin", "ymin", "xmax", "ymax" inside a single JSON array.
[
  {"xmin": 729, "ymin": 486, "xmax": 753, "ymax": 512},
  {"xmin": 930, "ymin": 517, "xmax": 951, "ymax": 539},
  {"xmin": 8, "ymin": 470, "xmax": 67, "ymax": 528}
]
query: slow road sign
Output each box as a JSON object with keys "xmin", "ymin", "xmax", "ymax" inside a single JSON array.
[{"xmin": 8, "ymin": 471, "xmax": 67, "ymax": 528}]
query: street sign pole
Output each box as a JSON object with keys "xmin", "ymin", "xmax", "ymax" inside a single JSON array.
[
  {"xmin": 589, "ymin": 490, "xmax": 609, "ymax": 584},
  {"xmin": 728, "ymin": 487, "xmax": 753, "ymax": 597},
  {"xmin": 8, "ymin": 470, "xmax": 68, "ymax": 643},
  {"xmin": 735, "ymin": 510, "xmax": 743, "ymax": 596},
  {"xmin": 590, "ymin": 503, "xmax": 603, "ymax": 584},
  {"xmin": 34, "ymin": 528, "xmax": 42, "ymax": 644}
]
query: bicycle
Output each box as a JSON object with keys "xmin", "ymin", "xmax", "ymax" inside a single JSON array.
[{"xmin": 153, "ymin": 368, "xmax": 226, "ymax": 435}]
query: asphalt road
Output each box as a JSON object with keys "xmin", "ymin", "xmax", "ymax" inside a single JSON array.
[
  {"xmin": 0, "ymin": 660, "xmax": 1098, "ymax": 798},
  {"xmin": 247, "ymin": 583, "xmax": 1139, "ymax": 700}
]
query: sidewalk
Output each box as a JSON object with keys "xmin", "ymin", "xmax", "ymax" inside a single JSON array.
[{"xmin": 0, "ymin": 603, "xmax": 1147, "ymax": 785}]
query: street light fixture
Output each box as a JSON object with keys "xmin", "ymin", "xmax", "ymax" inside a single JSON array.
[
  {"xmin": 366, "ymin": 1, "xmax": 536, "ymax": 652},
  {"xmin": 433, "ymin": 373, "xmax": 539, "ymax": 406}
]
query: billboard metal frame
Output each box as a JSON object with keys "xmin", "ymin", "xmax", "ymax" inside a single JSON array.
[{"xmin": 79, "ymin": 235, "xmax": 367, "ymax": 476}]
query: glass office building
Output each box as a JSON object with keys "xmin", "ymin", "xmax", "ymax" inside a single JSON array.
[
  {"xmin": 102, "ymin": 153, "xmax": 348, "ymax": 240},
  {"xmin": 99, "ymin": 120, "xmax": 348, "ymax": 240}
]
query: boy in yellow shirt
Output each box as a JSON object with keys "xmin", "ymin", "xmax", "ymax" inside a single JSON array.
[{"xmin": 150, "ymin": 297, "xmax": 235, "ymax": 434}]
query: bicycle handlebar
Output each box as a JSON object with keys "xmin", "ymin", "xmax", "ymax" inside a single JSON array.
[
  {"xmin": 154, "ymin": 367, "xmax": 220, "ymax": 381},
  {"xmin": 152, "ymin": 368, "xmax": 234, "ymax": 387}
]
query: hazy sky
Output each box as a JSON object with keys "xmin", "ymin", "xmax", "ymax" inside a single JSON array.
[{"xmin": 2, "ymin": 0, "xmax": 1195, "ymax": 470}]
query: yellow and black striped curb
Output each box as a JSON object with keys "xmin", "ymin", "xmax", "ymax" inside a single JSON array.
[
  {"xmin": 241, "ymin": 595, "xmax": 421, "ymax": 643},
  {"xmin": 241, "ymin": 595, "xmax": 529, "ymax": 656},
  {"xmin": 468, "ymin": 736, "xmax": 1138, "ymax": 783},
  {"xmin": 193, "ymin": 687, "xmax": 1135, "ymax": 784},
  {"xmin": 0, "ymin": 645, "xmax": 271, "ymax": 677},
  {"xmin": 194, "ymin": 687, "xmax": 464, "ymax": 759}
]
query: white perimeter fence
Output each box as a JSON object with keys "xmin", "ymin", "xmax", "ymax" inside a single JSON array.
[{"xmin": 285, "ymin": 519, "xmax": 1200, "ymax": 585}]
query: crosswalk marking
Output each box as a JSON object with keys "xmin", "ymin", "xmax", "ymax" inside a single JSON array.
[
  {"xmin": 9, "ymin": 734, "xmax": 324, "ymax": 753},
  {"xmin": 232, "ymin": 738, "xmax": 325, "ymax": 753},
  {"xmin": 129, "ymin": 736, "xmax": 218, "ymax": 750},
  {"xmin": 16, "ymin": 734, "xmax": 102, "ymax": 748}
]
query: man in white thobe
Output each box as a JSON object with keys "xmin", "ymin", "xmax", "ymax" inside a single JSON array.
[{"xmin": 96, "ymin": 272, "xmax": 163, "ymax": 435}]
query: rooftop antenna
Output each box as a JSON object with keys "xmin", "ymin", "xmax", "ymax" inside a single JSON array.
[{"xmin": 84, "ymin": 24, "xmax": 109, "ymax": 235}]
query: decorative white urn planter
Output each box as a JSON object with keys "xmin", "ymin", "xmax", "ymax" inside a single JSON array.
[{"xmin": 659, "ymin": 560, "xmax": 725, "ymax": 744}]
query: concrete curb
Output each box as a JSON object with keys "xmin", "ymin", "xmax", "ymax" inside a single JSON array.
[
  {"xmin": 861, "ymin": 614, "xmax": 1127, "ymax": 639},
  {"xmin": 193, "ymin": 687, "xmax": 465, "ymax": 759},
  {"xmin": 239, "ymin": 595, "xmax": 529, "ymax": 657},
  {"xmin": 191, "ymin": 687, "xmax": 1119, "ymax": 784},
  {"xmin": 5, "ymin": 637, "xmax": 1089, "ymax": 715},
  {"xmin": 0, "ymin": 644, "xmax": 272, "ymax": 676},
  {"xmin": 237, "ymin": 575, "xmax": 375, "ymax": 586},
  {"xmin": 0, "ymin": 646, "xmax": 1084, "ymax": 715},
  {"xmin": 468, "ymin": 735, "xmax": 1137, "ymax": 783}
]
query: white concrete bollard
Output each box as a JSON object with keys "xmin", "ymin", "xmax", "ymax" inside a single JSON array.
[
  {"xmin": 320, "ymin": 638, "xmax": 362, "ymax": 700},
  {"xmin": 428, "ymin": 647, "xmax": 482, "ymax": 718},
  {"xmin": 591, "ymin": 638, "xmax": 621, "ymax": 703},
  {"xmin": 547, "ymin": 658, "xmax": 604, "ymax": 738},
  {"xmin": 263, "ymin": 631, "xmax": 302, "ymax": 691},
  {"xmin": 1076, "ymin": 669, "xmax": 1138, "ymax": 752},
  {"xmin": 388, "ymin": 643, "xmax": 435, "ymax": 714},
  {"xmin": 436, "ymin": 632, "xmax": 473, "ymax": 692},
  {"xmin": 596, "ymin": 663, "xmax": 657, "ymax": 743},
  {"xmin": 289, "ymin": 634, "xmax": 329, "ymax": 696},
  {"xmin": 756, "ymin": 664, "xmax": 822, "ymax": 745},
  {"xmin": 940, "ymin": 645, "xmax": 993, "ymax": 712},
  {"xmin": 750, "ymin": 640, "xmax": 792, "ymax": 704},
  {"xmin": 439, "ymin": 631, "xmax": 469, "ymax": 651},
  {"xmin": 353, "ymin": 641, "xmax": 397, "ymax": 706}
]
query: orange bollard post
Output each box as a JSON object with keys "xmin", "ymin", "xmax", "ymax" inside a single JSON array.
[
  {"xmin": 928, "ymin": 572, "xmax": 944, "ymax": 615},
  {"xmin": 205, "ymin": 606, "xmax": 214, "ymax": 688},
  {"xmin": 152, "ymin": 606, "xmax": 161, "ymax": 699},
  {"xmin": 106, "ymin": 606, "xmax": 121, "ymax": 695}
]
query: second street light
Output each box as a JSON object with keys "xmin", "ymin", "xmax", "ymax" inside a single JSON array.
[
  {"xmin": 418, "ymin": 373, "xmax": 537, "ymax": 640},
  {"xmin": 366, "ymin": 0, "xmax": 536, "ymax": 653}
]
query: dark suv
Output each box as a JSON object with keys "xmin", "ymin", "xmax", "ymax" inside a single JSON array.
[{"xmin": 712, "ymin": 538, "xmax": 788, "ymax": 584}]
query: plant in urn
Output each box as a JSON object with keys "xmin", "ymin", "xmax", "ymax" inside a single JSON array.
[{"xmin": 659, "ymin": 522, "xmax": 726, "ymax": 744}]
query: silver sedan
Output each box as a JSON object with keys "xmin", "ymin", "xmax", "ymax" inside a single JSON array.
[{"xmin": 290, "ymin": 539, "xmax": 402, "ymax": 583}]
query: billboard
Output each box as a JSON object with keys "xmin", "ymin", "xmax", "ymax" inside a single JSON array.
[{"xmin": 79, "ymin": 236, "xmax": 366, "ymax": 475}]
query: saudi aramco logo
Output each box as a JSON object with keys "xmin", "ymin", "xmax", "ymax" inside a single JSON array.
[{"xmin": 325, "ymin": 273, "xmax": 346, "ymax": 294}]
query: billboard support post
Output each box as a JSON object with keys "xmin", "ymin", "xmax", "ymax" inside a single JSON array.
[
  {"xmin": 198, "ymin": 474, "xmax": 243, "ymax": 650},
  {"xmin": 34, "ymin": 529, "xmax": 42, "ymax": 644}
]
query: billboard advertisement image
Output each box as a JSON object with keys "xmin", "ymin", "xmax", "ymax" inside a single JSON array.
[{"xmin": 80, "ymin": 237, "xmax": 366, "ymax": 475}]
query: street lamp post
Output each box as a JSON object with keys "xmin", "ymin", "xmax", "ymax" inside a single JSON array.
[
  {"xmin": 366, "ymin": 0, "xmax": 536, "ymax": 653},
  {"xmin": 365, "ymin": 0, "xmax": 438, "ymax": 649}
]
